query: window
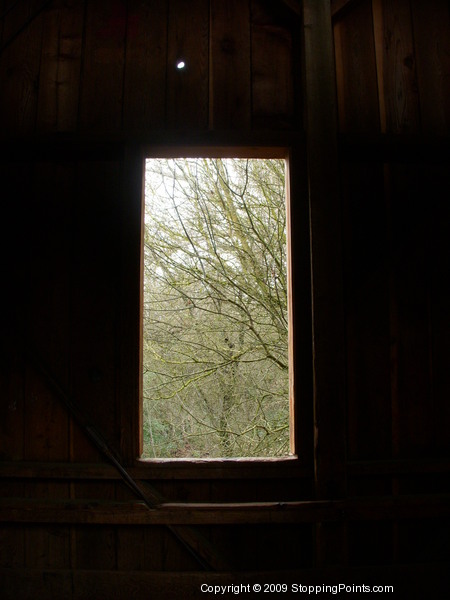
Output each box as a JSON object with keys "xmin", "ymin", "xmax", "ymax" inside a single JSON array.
[{"xmin": 140, "ymin": 149, "xmax": 296, "ymax": 460}]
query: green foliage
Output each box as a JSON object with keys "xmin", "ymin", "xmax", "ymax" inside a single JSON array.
[{"xmin": 142, "ymin": 158, "xmax": 289, "ymax": 458}]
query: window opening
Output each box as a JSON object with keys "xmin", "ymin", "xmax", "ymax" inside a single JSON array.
[{"xmin": 142, "ymin": 156, "xmax": 290, "ymax": 459}]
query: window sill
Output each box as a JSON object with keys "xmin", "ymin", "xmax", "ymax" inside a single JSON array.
[{"xmin": 132, "ymin": 454, "xmax": 310, "ymax": 480}]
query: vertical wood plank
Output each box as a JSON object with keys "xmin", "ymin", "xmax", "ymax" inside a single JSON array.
[
  {"xmin": 428, "ymin": 165, "xmax": 450, "ymax": 454},
  {"xmin": 117, "ymin": 147, "xmax": 144, "ymax": 463},
  {"xmin": 342, "ymin": 162, "xmax": 391, "ymax": 460},
  {"xmin": 333, "ymin": 0, "xmax": 380, "ymax": 133},
  {"xmin": 166, "ymin": 0, "xmax": 209, "ymax": 129},
  {"xmin": 123, "ymin": 0, "xmax": 168, "ymax": 132},
  {"xmin": 0, "ymin": 0, "xmax": 44, "ymax": 137},
  {"xmin": 0, "ymin": 0, "xmax": 5, "ymax": 44},
  {"xmin": 160, "ymin": 527, "xmax": 202, "ymax": 571},
  {"xmin": 303, "ymin": 0, "xmax": 346, "ymax": 497},
  {"xmin": 23, "ymin": 376, "xmax": 71, "ymax": 568},
  {"xmin": 0, "ymin": 355, "xmax": 24, "ymax": 460},
  {"xmin": 209, "ymin": 0, "xmax": 251, "ymax": 129},
  {"xmin": 35, "ymin": 1, "xmax": 61, "ymax": 132},
  {"xmin": 286, "ymin": 144, "xmax": 313, "ymax": 461},
  {"xmin": 117, "ymin": 524, "xmax": 166, "ymax": 571},
  {"xmin": 251, "ymin": 0, "xmax": 296, "ymax": 130},
  {"xmin": 115, "ymin": 483, "xmax": 166, "ymax": 572},
  {"xmin": 23, "ymin": 161, "xmax": 72, "ymax": 465},
  {"xmin": 36, "ymin": 0, "xmax": 84, "ymax": 133},
  {"xmin": 21, "ymin": 161, "xmax": 73, "ymax": 572},
  {"xmin": 372, "ymin": 0, "xmax": 387, "ymax": 132},
  {"xmin": 411, "ymin": 0, "xmax": 450, "ymax": 135},
  {"xmin": 381, "ymin": 0, "xmax": 421, "ymax": 134},
  {"xmin": 68, "ymin": 157, "xmax": 123, "ymax": 573},
  {"xmin": 71, "ymin": 484, "xmax": 117, "ymax": 571},
  {"xmin": 23, "ymin": 365, "xmax": 69, "ymax": 462},
  {"xmin": 24, "ymin": 516, "xmax": 71, "ymax": 569},
  {"xmin": 0, "ymin": 159, "xmax": 28, "ymax": 462},
  {"xmin": 78, "ymin": 0, "xmax": 126, "ymax": 132},
  {"xmin": 69, "ymin": 160, "xmax": 123, "ymax": 454},
  {"xmin": 388, "ymin": 165, "xmax": 433, "ymax": 458},
  {"xmin": 303, "ymin": 0, "xmax": 347, "ymax": 567},
  {"xmin": 25, "ymin": 161, "xmax": 73, "ymax": 389},
  {"xmin": 0, "ymin": 151, "xmax": 27, "ymax": 572},
  {"xmin": 0, "ymin": 525, "xmax": 24, "ymax": 568}
]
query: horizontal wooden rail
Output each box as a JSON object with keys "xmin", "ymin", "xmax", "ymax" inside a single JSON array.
[
  {"xmin": 0, "ymin": 458, "xmax": 311, "ymax": 480},
  {"xmin": 0, "ymin": 495, "xmax": 449, "ymax": 526},
  {"xmin": 0, "ymin": 458, "xmax": 450, "ymax": 481},
  {"xmin": 2, "ymin": 130, "xmax": 305, "ymax": 162},
  {"xmin": 3, "ymin": 457, "xmax": 450, "ymax": 481},
  {"xmin": 0, "ymin": 462, "xmax": 120, "ymax": 480}
]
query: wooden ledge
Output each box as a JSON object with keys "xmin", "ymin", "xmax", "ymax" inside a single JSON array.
[{"xmin": 0, "ymin": 495, "xmax": 449, "ymax": 525}]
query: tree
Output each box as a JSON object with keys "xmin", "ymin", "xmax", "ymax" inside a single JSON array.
[{"xmin": 142, "ymin": 157, "xmax": 289, "ymax": 458}]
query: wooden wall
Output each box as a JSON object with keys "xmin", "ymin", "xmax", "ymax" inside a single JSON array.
[
  {"xmin": 333, "ymin": 0, "xmax": 450, "ymax": 579},
  {"xmin": 1, "ymin": 0, "xmax": 450, "ymax": 597},
  {"xmin": 0, "ymin": 0, "xmax": 299, "ymax": 136},
  {"xmin": 333, "ymin": 0, "xmax": 450, "ymax": 135}
]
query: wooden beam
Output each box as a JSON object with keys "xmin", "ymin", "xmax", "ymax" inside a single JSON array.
[
  {"xmin": 302, "ymin": 0, "xmax": 346, "ymax": 500},
  {"xmin": 303, "ymin": 0, "xmax": 347, "ymax": 568},
  {"xmin": 1, "ymin": 495, "xmax": 449, "ymax": 525},
  {"xmin": 0, "ymin": 458, "xmax": 311, "ymax": 480},
  {"xmin": 1, "ymin": 130, "xmax": 304, "ymax": 160},
  {"xmin": 28, "ymin": 354, "xmax": 231, "ymax": 571},
  {"xmin": 3, "ymin": 455, "xmax": 449, "ymax": 482},
  {"xmin": 3, "ymin": 137, "xmax": 125, "ymax": 162}
]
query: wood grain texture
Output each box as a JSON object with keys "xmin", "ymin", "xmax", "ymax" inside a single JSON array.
[
  {"xmin": 78, "ymin": 0, "xmax": 126, "ymax": 132},
  {"xmin": 333, "ymin": 0, "xmax": 380, "ymax": 133},
  {"xmin": 285, "ymin": 144, "xmax": 313, "ymax": 460},
  {"xmin": 382, "ymin": 0, "xmax": 420, "ymax": 133},
  {"xmin": 69, "ymin": 160, "xmax": 123, "ymax": 454},
  {"xmin": 36, "ymin": 0, "xmax": 84, "ymax": 133},
  {"xmin": 209, "ymin": 0, "xmax": 251, "ymax": 129},
  {"xmin": 24, "ymin": 162, "xmax": 73, "ymax": 462},
  {"xmin": 117, "ymin": 147, "xmax": 144, "ymax": 463},
  {"xmin": 0, "ymin": 0, "xmax": 44, "ymax": 136},
  {"xmin": 411, "ymin": 0, "xmax": 450, "ymax": 135},
  {"xmin": 1, "ymin": 0, "xmax": 450, "ymax": 586},
  {"xmin": 251, "ymin": 0, "xmax": 296, "ymax": 129},
  {"xmin": 123, "ymin": 0, "xmax": 167, "ymax": 131},
  {"xmin": 2, "ymin": 495, "xmax": 450, "ymax": 525},
  {"xmin": 303, "ymin": 0, "xmax": 346, "ymax": 499},
  {"xmin": 70, "ymin": 483, "xmax": 116, "ymax": 570},
  {"xmin": 166, "ymin": 0, "xmax": 209, "ymax": 129},
  {"xmin": 304, "ymin": 0, "xmax": 347, "ymax": 567}
]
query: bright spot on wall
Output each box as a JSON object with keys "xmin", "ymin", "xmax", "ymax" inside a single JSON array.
[{"xmin": 176, "ymin": 60, "xmax": 186, "ymax": 70}]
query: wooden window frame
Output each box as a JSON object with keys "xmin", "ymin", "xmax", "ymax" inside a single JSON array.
[{"xmin": 119, "ymin": 136, "xmax": 313, "ymax": 479}]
